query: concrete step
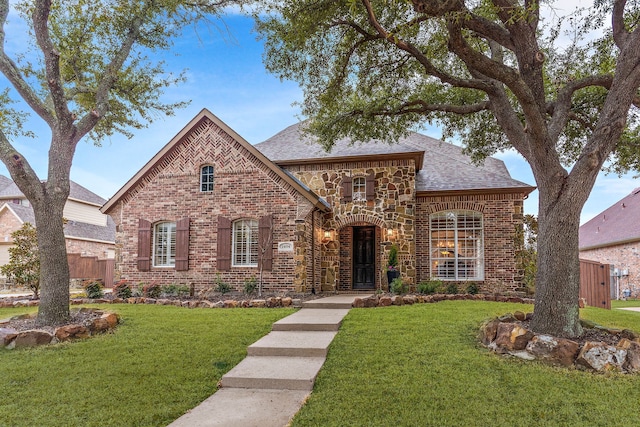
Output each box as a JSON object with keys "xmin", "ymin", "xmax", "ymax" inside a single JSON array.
[
  {"xmin": 220, "ymin": 356, "xmax": 326, "ymax": 391},
  {"xmin": 302, "ymin": 294, "xmax": 369, "ymax": 309},
  {"xmin": 271, "ymin": 308, "xmax": 350, "ymax": 331},
  {"xmin": 248, "ymin": 331, "xmax": 337, "ymax": 357}
]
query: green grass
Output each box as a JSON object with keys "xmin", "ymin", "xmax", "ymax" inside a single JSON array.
[
  {"xmin": 291, "ymin": 301, "xmax": 640, "ymax": 427},
  {"xmin": 612, "ymin": 299, "xmax": 640, "ymax": 308},
  {"xmin": 0, "ymin": 304, "xmax": 294, "ymax": 426}
]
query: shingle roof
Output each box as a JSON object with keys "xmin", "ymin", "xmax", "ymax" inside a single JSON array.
[
  {"xmin": 255, "ymin": 122, "xmax": 534, "ymax": 193},
  {"xmin": 579, "ymin": 188, "xmax": 640, "ymax": 250},
  {"xmin": 0, "ymin": 176, "xmax": 106, "ymax": 206},
  {"xmin": 0, "ymin": 202, "xmax": 115, "ymax": 243}
]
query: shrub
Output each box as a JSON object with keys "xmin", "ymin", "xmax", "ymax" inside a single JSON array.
[
  {"xmin": 243, "ymin": 276, "xmax": 258, "ymax": 295},
  {"xmin": 215, "ymin": 275, "xmax": 232, "ymax": 294},
  {"xmin": 113, "ymin": 280, "xmax": 132, "ymax": 299},
  {"xmin": 83, "ymin": 279, "xmax": 104, "ymax": 299},
  {"xmin": 387, "ymin": 244, "xmax": 398, "ymax": 270},
  {"xmin": 0, "ymin": 222, "xmax": 40, "ymax": 298},
  {"xmin": 466, "ymin": 283, "xmax": 480, "ymax": 295},
  {"xmin": 162, "ymin": 284, "xmax": 190, "ymax": 298},
  {"xmin": 390, "ymin": 278, "xmax": 407, "ymax": 295},
  {"xmin": 417, "ymin": 280, "xmax": 443, "ymax": 295},
  {"xmin": 444, "ymin": 283, "xmax": 459, "ymax": 294},
  {"xmin": 143, "ymin": 282, "xmax": 162, "ymax": 298}
]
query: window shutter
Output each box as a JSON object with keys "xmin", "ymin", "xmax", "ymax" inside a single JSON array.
[
  {"xmin": 137, "ymin": 219, "xmax": 151, "ymax": 272},
  {"xmin": 366, "ymin": 173, "xmax": 375, "ymax": 201},
  {"xmin": 217, "ymin": 216, "xmax": 231, "ymax": 271},
  {"xmin": 175, "ymin": 217, "xmax": 190, "ymax": 271},
  {"xmin": 259, "ymin": 215, "xmax": 273, "ymax": 271},
  {"xmin": 342, "ymin": 176, "xmax": 352, "ymax": 202}
]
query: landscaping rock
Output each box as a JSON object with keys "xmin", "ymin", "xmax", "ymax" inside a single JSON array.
[
  {"xmin": 403, "ymin": 296, "xmax": 416, "ymax": 305},
  {"xmin": 526, "ymin": 334, "xmax": 580, "ymax": 367},
  {"xmin": 213, "ymin": 301, "xmax": 225, "ymax": 308},
  {"xmin": 514, "ymin": 311, "xmax": 526, "ymax": 321},
  {"xmin": 617, "ymin": 339, "xmax": 640, "ymax": 373},
  {"xmin": 101, "ymin": 312, "xmax": 120, "ymax": 328},
  {"xmin": 391, "ymin": 296, "xmax": 404, "ymax": 306},
  {"xmin": 576, "ymin": 341, "xmax": 626, "ymax": 372},
  {"xmin": 55, "ymin": 324, "xmax": 90, "ymax": 341},
  {"xmin": 494, "ymin": 322, "xmax": 534, "ymax": 351},
  {"xmin": 378, "ymin": 296, "xmax": 392, "ymax": 307},
  {"xmin": 282, "ymin": 297, "xmax": 293, "ymax": 307},
  {"xmin": 479, "ymin": 319, "xmax": 501, "ymax": 346},
  {"xmin": 224, "ymin": 300, "xmax": 238, "ymax": 308},
  {"xmin": 352, "ymin": 297, "xmax": 364, "ymax": 308},
  {"xmin": 13, "ymin": 329, "xmax": 54, "ymax": 348},
  {"xmin": 251, "ymin": 299, "xmax": 266, "ymax": 308},
  {"xmin": 364, "ymin": 296, "xmax": 378, "ymax": 308},
  {"xmin": 89, "ymin": 317, "xmax": 110, "ymax": 333},
  {"xmin": 0, "ymin": 327, "xmax": 18, "ymax": 346}
]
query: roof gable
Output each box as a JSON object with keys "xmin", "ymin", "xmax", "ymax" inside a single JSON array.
[
  {"xmin": 255, "ymin": 122, "xmax": 534, "ymax": 194},
  {"xmin": 101, "ymin": 109, "xmax": 329, "ymax": 213},
  {"xmin": 579, "ymin": 188, "xmax": 640, "ymax": 249},
  {"xmin": 0, "ymin": 176, "xmax": 106, "ymax": 206}
]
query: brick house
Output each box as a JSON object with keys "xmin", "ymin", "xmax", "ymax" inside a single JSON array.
[
  {"xmin": 101, "ymin": 109, "xmax": 534, "ymax": 294},
  {"xmin": 0, "ymin": 177, "xmax": 116, "ymax": 269},
  {"xmin": 579, "ymin": 188, "xmax": 640, "ymax": 297}
]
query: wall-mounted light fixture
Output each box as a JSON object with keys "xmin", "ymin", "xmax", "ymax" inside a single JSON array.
[{"xmin": 322, "ymin": 230, "xmax": 333, "ymax": 242}]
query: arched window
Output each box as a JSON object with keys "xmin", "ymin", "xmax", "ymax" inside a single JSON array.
[
  {"xmin": 232, "ymin": 219, "xmax": 258, "ymax": 267},
  {"xmin": 200, "ymin": 165, "xmax": 214, "ymax": 192},
  {"xmin": 153, "ymin": 221, "xmax": 176, "ymax": 267},
  {"xmin": 430, "ymin": 211, "xmax": 484, "ymax": 280}
]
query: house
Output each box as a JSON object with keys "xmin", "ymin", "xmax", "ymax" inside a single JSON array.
[
  {"xmin": 0, "ymin": 177, "xmax": 116, "ymax": 269},
  {"xmin": 101, "ymin": 109, "xmax": 534, "ymax": 294},
  {"xmin": 579, "ymin": 188, "xmax": 640, "ymax": 298}
]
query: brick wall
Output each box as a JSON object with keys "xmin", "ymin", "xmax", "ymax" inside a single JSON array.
[
  {"xmin": 416, "ymin": 192, "xmax": 526, "ymax": 293},
  {"xmin": 106, "ymin": 118, "xmax": 305, "ymax": 292},
  {"xmin": 580, "ymin": 242, "xmax": 640, "ymax": 298}
]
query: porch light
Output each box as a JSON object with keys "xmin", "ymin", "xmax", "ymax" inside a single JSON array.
[{"xmin": 323, "ymin": 230, "xmax": 333, "ymax": 242}]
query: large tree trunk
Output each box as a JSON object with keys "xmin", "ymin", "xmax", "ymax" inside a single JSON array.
[
  {"xmin": 34, "ymin": 186, "xmax": 71, "ymax": 326},
  {"xmin": 528, "ymin": 166, "xmax": 598, "ymax": 338}
]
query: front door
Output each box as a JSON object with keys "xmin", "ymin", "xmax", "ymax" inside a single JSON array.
[{"xmin": 353, "ymin": 226, "xmax": 375, "ymax": 290}]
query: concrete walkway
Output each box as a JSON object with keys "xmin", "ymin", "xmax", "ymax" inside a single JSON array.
[{"xmin": 168, "ymin": 294, "xmax": 367, "ymax": 427}]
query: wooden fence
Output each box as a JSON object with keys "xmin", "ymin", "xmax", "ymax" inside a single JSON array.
[
  {"xmin": 579, "ymin": 259, "xmax": 612, "ymax": 310},
  {"xmin": 68, "ymin": 253, "xmax": 115, "ymax": 287}
]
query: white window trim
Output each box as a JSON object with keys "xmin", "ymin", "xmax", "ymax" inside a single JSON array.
[
  {"xmin": 153, "ymin": 221, "xmax": 176, "ymax": 267},
  {"xmin": 352, "ymin": 176, "xmax": 366, "ymax": 202},
  {"xmin": 429, "ymin": 211, "xmax": 484, "ymax": 281},
  {"xmin": 232, "ymin": 219, "xmax": 258, "ymax": 267}
]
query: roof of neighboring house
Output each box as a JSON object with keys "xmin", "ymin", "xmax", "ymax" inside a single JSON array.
[
  {"xmin": 101, "ymin": 109, "xmax": 331, "ymax": 214},
  {"xmin": 255, "ymin": 122, "xmax": 534, "ymax": 194},
  {"xmin": 579, "ymin": 188, "xmax": 640, "ymax": 250},
  {"xmin": 0, "ymin": 202, "xmax": 116, "ymax": 243},
  {"xmin": 0, "ymin": 178, "xmax": 107, "ymax": 206}
]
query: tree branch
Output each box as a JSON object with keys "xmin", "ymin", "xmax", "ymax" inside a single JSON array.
[
  {"xmin": 612, "ymin": 0, "xmax": 629, "ymax": 49},
  {"xmin": 0, "ymin": 0, "xmax": 53, "ymax": 126}
]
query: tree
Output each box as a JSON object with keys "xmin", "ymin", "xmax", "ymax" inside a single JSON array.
[
  {"xmin": 0, "ymin": 0, "xmax": 242, "ymax": 326},
  {"xmin": 1, "ymin": 222, "xmax": 40, "ymax": 298},
  {"xmin": 256, "ymin": 0, "xmax": 640, "ymax": 337}
]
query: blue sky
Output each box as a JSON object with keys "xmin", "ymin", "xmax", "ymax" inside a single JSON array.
[{"xmin": 1, "ymin": 12, "xmax": 638, "ymax": 224}]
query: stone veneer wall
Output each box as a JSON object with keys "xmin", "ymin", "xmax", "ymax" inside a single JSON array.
[
  {"xmin": 65, "ymin": 238, "xmax": 114, "ymax": 259},
  {"xmin": 107, "ymin": 118, "xmax": 307, "ymax": 292},
  {"xmin": 580, "ymin": 242, "xmax": 640, "ymax": 298},
  {"xmin": 285, "ymin": 159, "xmax": 416, "ymax": 291},
  {"xmin": 416, "ymin": 192, "xmax": 526, "ymax": 293}
]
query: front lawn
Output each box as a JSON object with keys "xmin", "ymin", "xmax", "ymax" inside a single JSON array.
[
  {"xmin": 292, "ymin": 301, "xmax": 640, "ymax": 427},
  {"xmin": 0, "ymin": 304, "xmax": 294, "ymax": 426},
  {"xmin": 612, "ymin": 299, "xmax": 640, "ymax": 308}
]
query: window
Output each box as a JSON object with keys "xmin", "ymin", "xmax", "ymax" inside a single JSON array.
[
  {"xmin": 232, "ymin": 219, "xmax": 258, "ymax": 267},
  {"xmin": 352, "ymin": 177, "xmax": 366, "ymax": 201},
  {"xmin": 430, "ymin": 211, "xmax": 483, "ymax": 280},
  {"xmin": 153, "ymin": 222, "xmax": 176, "ymax": 267},
  {"xmin": 200, "ymin": 165, "xmax": 214, "ymax": 192}
]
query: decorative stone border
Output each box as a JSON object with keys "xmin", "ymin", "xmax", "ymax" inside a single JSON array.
[
  {"xmin": 1, "ymin": 296, "xmax": 303, "ymax": 310},
  {"xmin": 0, "ymin": 308, "xmax": 120, "ymax": 350},
  {"xmin": 352, "ymin": 293, "xmax": 534, "ymax": 307},
  {"xmin": 480, "ymin": 312, "xmax": 640, "ymax": 373}
]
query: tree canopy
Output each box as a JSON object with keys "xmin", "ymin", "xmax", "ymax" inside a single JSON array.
[
  {"xmin": 257, "ymin": 0, "xmax": 640, "ymax": 337},
  {"xmin": 0, "ymin": 0, "xmax": 244, "ymax": 325}
]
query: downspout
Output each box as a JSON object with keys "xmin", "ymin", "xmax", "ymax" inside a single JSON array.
[{"xmin": 311, "ymin": 210, "xmax": 316, "ymax": 294}]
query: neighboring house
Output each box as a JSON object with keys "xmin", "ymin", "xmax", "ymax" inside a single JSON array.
[
  {"xmin": 101, "ymin": 109, "xmax": 534, "ymax": 294},
  {"xmin": 0, "ymin": 177, "xmax": 116, "ymax": 269},
  {"xmin": 579, "ymin": 188, "xmax": 640, "ymax": 297}
]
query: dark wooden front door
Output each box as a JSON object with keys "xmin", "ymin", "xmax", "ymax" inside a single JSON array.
[{"xmin": 353, "ymin": 226, "xmax": 375, "ymax": 290}]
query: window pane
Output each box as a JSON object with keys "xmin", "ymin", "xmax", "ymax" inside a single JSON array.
[
  {"xmin": 233, "ymin": 219, "xmax": 258, "ymax": 267},
  {"xmin": 201, "ymin": 165, "xmax": 214, "ymax": 192},
  {"xmin": 429, "ymin": 211, "xmax": 483, "ymax": 280},
  {"xmin": 353, "ymin": 177, "xmax": 366, "ymax": 201},
  {"xmin": 153, "ymin": 222, "xmax": 176, "ymax": 267}
]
